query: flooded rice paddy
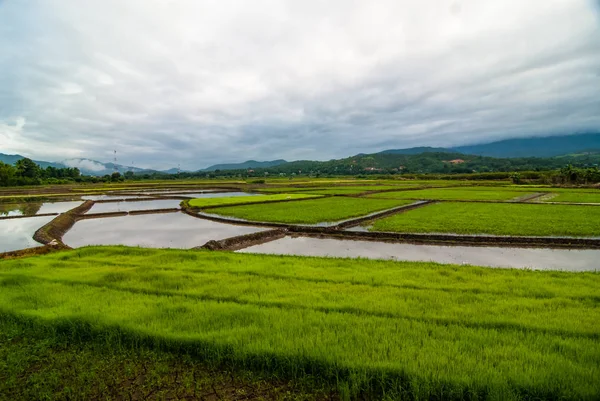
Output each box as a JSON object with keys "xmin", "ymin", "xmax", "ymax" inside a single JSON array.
[
  {"xmin": 82, "ymin": 195, "xmax": 152, "ymax": 201},
  {"xmin": 238, "ymin": 236, "xmax": 600, "ymax": 271},
  {"xmin": 0, "ymin": 215, "xmax": 55, "ymax": 253},
  {"xmin": 86, "ymin": 199, "xmax": 182, "ymax": 214},
  {"xmin": 0, "ymin": 201, "xmax": 83, "ymax": 217},
  {"xmin": 63, "ymin": 212, "xmax": 268, "ymax": 249}
]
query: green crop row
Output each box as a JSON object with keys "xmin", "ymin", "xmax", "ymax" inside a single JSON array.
[
  {"xmin": 207, "ymin": 197, "xmax": 414, "ymax": 224},
  {"xmin": 187, "ymin": 193, "xmax": 321, "ymax": 208},
  {"xmin": 0, "ymin": 247, "xmax": 598, "ymax": 400},
  {"xmin": 370, "ymin": 202, "xmax": 600, "ymax": 237}
]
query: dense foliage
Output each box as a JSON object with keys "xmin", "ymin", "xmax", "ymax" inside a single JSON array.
[{"xmin": 0, "ymin": 158, "xmax": 82, "ymax": 186}]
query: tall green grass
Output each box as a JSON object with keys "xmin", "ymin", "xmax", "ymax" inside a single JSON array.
[
  {"xmin": 371, "ymin": 202, "xmax": 600, "ymax": 237},
  {"xmin": 0, "ymin": 247, "xmax": 599, "ymax": 400}
]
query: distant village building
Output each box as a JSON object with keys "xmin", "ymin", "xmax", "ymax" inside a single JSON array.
[
  {"xmin": 447, "ymin": 159, "xmax": 465, "ymax": 165},
  {"xmin": 364, "ymin": 167, "xmax": 382, "ymax": 171}
]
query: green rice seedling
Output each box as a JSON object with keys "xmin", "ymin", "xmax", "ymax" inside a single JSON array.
[
  {"xmin": 187, "ymin": 193, "xmax": 322, "ymax": 208},
  {"xmin": 366, "ymin": 187, "xmax": 537, "ymax": 201},
  {"xmin": 207, "ymin": 197, "xmax": 414, "ymax": 224},
  {"xmin": 0, "ymin": 247, "xmax": 598, "ymax": 400},
  {"xmin": 370, "ymin": 201, "xmax": 600, "ymax": 236}
]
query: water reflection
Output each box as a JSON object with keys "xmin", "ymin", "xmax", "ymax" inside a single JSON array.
[
  {"xmin": 0, "ymin": 201, "xmax": 82, "ymax": 217},
  {"xmin": 0, "ymin": 216, "xmax": 55, "ymax": 253},
  {"xmin": 64, "ymin": 212, "xmax": 267, "ymax": 248},
  {"xmin": 239, "ymin": 236, "xmax": 600, "ymax": 271},
  {"xmin": 86, "ymin": 199, "xmax": 182, "ymax": 214}
]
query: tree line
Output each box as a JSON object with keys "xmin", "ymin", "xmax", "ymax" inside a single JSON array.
[{"xmin": 0, "ymin": 158, "xmax": 81, "ymax": 186}]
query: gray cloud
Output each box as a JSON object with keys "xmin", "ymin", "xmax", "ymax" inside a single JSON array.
[{"xmin": 1, "ymin": 0, "xmax": 599, "ymax": 170}]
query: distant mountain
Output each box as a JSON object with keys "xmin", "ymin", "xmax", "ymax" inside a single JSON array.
[
  {"xmin": 452, "ymin": 133, "xmax": 600, "ymax": 158},
  {"xmin": 201, "ymin": 159, "xmax": 287, "ymax": 172},
  {"xmin": 0, "ymin": 153, "xmax": 65, "ymax": 169},
  {"xmin": 379, "ymin": 146, "xmax": 451, "ymax": 155},
  {"xmin": 380, "ymin": 133, "xmax": 600, "ymax": 158},
  {"xmin": 0, "ymin": 154, "xmax": 164, "ymax": 176}
]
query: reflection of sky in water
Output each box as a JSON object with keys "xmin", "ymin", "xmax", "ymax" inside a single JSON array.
[
  {"xmin": 239, "ymin": 236, "xmax": 600, "ymax": 272},
  {"xmin": 86, "ymin": 199, "xmax": 182, "ymax": 213},
  {"xmin": 82, "ymin": 195, "xmax": 151, "ymax": 201},
  {"xmin": 0, "ymin": 216, "xmax": 55, "ymax": 253},
  {"xmin": 0, "ymin": 201, "xmax": 82, "ymax": 217},
  {"xmin": 64, "ymin": 212, "xmax": 267, "ymax": 249}
]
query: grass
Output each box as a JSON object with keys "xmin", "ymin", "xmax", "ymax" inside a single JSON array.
[
  {"xmin": 367, "ymin": 187, "xmax": 537, "ymax": 201},
  {"xmin": 545, "ymin": 192, "xmax": 600, "ymax": 203},
  {"xmin": 371, "ymin": 202, "xmax": 600, "ymax": 237},
  {"xmin": 187, "ymin": 193, "xmax": 322, "ymax": 208},
  {"xmin": 0, "ymin": 320, "xmax": 328, "ymax": 401},
  {"xmin": 207, "ymin": 197, "xmax": 414, "ymax": 224},
  {"xmin": 0, "ymin": 247, "xmax": 599, "ymax": 400}
]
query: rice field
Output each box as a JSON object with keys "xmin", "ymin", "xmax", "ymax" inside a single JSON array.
[
  {"xmin": 366, "ymin": 187, "xmax": 537, "ymax": 201},
  {"xmin": 545, "ymin": 191, "xmax": 600, "ymax": 203},
  {"xmin": 187, "ymin": 193, "xmax": 321, "ymax": 208},
  {"xmin": 370, "ymin": 202, "xmax": 600, "ymax": 237},
  {"xmin": 206, "ymin": 197, "xmax": 414, "ymax": 224},
  {"xmin": 0, "ymin": 247, "xmax": 598, "ymax": 400}
]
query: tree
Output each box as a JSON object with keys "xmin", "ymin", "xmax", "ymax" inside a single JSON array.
[
  {"xmin": 124, "ymin": 171, "xmax": 134, "ymax": 179},
  {"xmin": 15, "ymin": 158, "xmax": 40, "ymax": 179},
  {"xmin": 0, "ymin": 162, "xmax": 16, "ymax": 186},
  {"xmin": 111, "ymin": 172, "xmax": 122, "ymax": 182}
]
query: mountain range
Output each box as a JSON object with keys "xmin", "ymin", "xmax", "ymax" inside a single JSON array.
[{"xmin": 2, "ymin": 133, "xmax": 599, "ymax": 175}]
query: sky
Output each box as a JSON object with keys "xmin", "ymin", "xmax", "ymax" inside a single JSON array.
[{"xmin": 1, "ymin": 0, "xmax": 599, "ymax": 170}]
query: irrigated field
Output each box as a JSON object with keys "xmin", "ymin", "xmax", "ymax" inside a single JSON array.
[
  {"xmin": 0, "ymin": 247, "xmax": 598, "ymax": 400},
  {"xmin": 206, "ymin": 197, "xmax": 414, "ymax": 224},
  {"xmin": 545, "ymin": 192, "xmax": 600, "ymax": 203},
  {"xmin": 367, "ymin": 187, "xmax": 537, "ymax": 201},
  {"xmin": 370, "ymin": 202, "xmax": 600, "ymax": 237},
  {"xmin": 187, "ymin": 193, "xmax": 321, "ymax": 208}
]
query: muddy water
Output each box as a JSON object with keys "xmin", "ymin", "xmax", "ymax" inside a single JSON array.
[
  {"xmin": 86, "ymin": 199, "xmax": 182, "ymax": 214},
  {"xmin": 64, "ymin": 212, "xmax": 268, "ymax": 249},
  {"xmin": 0, "ymin": 201, "xmax": 82, "ymax": 217},
  {"xmin": 0, "ymin": 215, "xmax": 55, "ymax": 253},
  {"xmin": 238, "ymin": 236, "xmax": 600, "ymax": 271}
]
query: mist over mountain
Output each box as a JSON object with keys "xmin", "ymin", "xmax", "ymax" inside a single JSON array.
[{"xmin": 2, "ymin": 133, "xmax": 600, "ymax": 175}]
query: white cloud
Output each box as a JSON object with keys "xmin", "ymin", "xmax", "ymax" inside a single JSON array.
[
  {"xmin": 62, "ymin": 158, "xmax": 107, "ymax": 172},
  {"xmin": 0, "ymin": 0, "xmax": 599, "ymax": 169}
]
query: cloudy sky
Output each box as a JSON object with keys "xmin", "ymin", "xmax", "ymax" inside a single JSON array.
[{"xmin": 1, "ymin": 0, "xmax": 599, "ymax": 170}]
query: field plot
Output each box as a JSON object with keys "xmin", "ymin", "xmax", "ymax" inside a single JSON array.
[
  {"xmin": 207, "ymin": 197, "xmax": 414, "ymax": 224},
  {"xmin": 0, "ymin": 247, "xmax": 598, "ymax": 399},
  {"xmin": 63, "ymin": 212, "xmax": 267, "ymax": 248},
  {"xmin": 371, "ymin": 202, "xmax": 600, "ymax": 237},
  {"xmin": 545, "ymin": 191, "xmax": 600, "ymax": 203},
  {"xmin": 367, "ymin": 187, "xmax": 537, "ymax": 201},
  {"xmin": 86, "ymin": 199, "xmax": 182, "ymax": 214},
  {"xmin": 187, "ymin": 193, "xmax": 318, "ymax": 208},
  {"xmin": 0, "ymin": 216, "xmax": 54, "ymax": 253}
]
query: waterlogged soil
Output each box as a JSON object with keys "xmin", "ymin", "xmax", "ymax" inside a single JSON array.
[
  {"xmin": 64, "ymin": 212, "xmax": 268, "ymax": 249},
  {"xmin": 0, "ymin": 201, "xmax": 83, "ymax": 217},
  {"xmin": 238, "ymin": 236, "xmax": 600, "ymax": 271},
  {"xmin": 86, "ymin": 199, "xmax": 182, "ymax": 214},
  {"xmin": 0, "ymin": 215, "xmax": 55, "ymax": 253}
]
